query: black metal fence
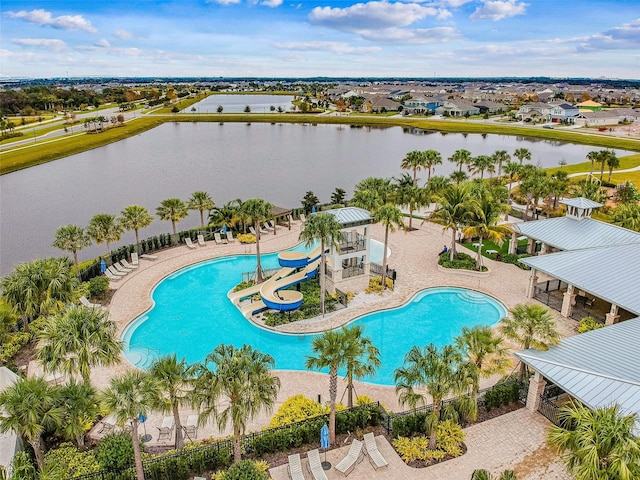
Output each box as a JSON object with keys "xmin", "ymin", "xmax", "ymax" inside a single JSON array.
[
  {"xmin": 538, "ymin": 396, "xmax": 562, "ymax": 427},
  {"xmin": 370, "ymin": 262, "xmax": 396, "ymax": 283}
]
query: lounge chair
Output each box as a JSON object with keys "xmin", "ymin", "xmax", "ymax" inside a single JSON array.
[
  {"xmin": 335, "ymin": 439, "xmax": 364, "ymax": 477},
  {"xmin": 268, "ymin": 220, "xmax": 280, "ymax": 230},
  {"xmin": 249, "ymin": 226, "xmax": 258, "ymax": 236},
  {"xmin": 306, "ymin": 449, "xmax": 328, "ymax": 480},
  {"xmin": 226, "ymin": 231, "xmax": 235, "ymax": 243},
  {"xmin": 140, "ymin": 253, "xmax": 158, "ymax": 260},
  {"xmin": 214, "ymin": 232, "xmax": 227, "ymax": 245},
  {"xmin": 197, "ymin": 234, "xmax": 206, "ymax": 247},
  {"xmin": 183, "ymin": 414, "xmax": 198, "ymax": 438},
  {"xmin": 157, "ymin": 416, "xmax": 175, "ymax": 439},
  {"xmin": 263, "ymin": 222, "xmax": 274, "ymax": 231},
  {"xmin": 131, "ymin": 252, "xmax": 140, "ymax": 266},
  {"xmin": 114, "ymin": 262, "xmax": 132, "ymax": 274},
  {"xmin": 104, "ymin": 270, "xmax": 121, "ymax": 281},
  {"xmin": 121, "ymin": 258, "xmax": 137, "ymax": 269},
  {"xmin": 107, "ymin": 265, "xmax": 127, "ymax": 277},
  {"xmin": 185, "ymin": 237, "xmax": 197, "ymax": 249},
  {"xmin": 287, "ymin": 453, "xmax": 305, "ymax": 480},
  {"xmin": 259, "ymin": 224, "xmax": 269, "ymax": 234},
  {"xmin": 97, "ymin": 415, "xmax": 117, "ymax": 435},
  {"xmin": 363, "ymin": 432, "xmax": 388, "ymax": 470},
  {"xmin": 80, "ymin": 296, "xmax": 101, "ymax": 308}
]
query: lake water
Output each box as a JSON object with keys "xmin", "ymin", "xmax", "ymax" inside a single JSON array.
[
  {"xmin": 185, "ymin": 94, "xmax": 295, "ymax": 113},
  {"xmin": 0, "ymin": 122, "xmax": 629, "ymax": 276}
]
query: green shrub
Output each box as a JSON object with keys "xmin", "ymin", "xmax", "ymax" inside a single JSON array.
[
  {"xmin": 0, "ymin": 331, "xmax": 30, "ymax": 364},
  {"xmin": 145, "ymin": 454, "xmax": 189, "ymax": 480},
  {"xmin": 438, "ymin": 252, "xmax": 486, "ymax": 272},
  {"xmin": 578, "ymin": 316, "xmax": 604, "ymax": 333},
  {"xmin": 43, "ymin": 443, "xmax": 100, "ymax": 478},
  {"xmin": 391, "ymin": 411, "xmax": 428, "ymax": 438},
  {"xmin": 223, "ymin": 460, "xmax": 269, "ymax": 480},
  {"xmin": 237, "ymin": 234, "xmax": 256, "ymax": 244},
  {"xmin": 96, "ymin": 432, "xmax": 135, "ymax": 471},
  {"xmin": 436, "ymin": 420, "xmax": 465, "ymax": 457},
  {"xmin": 500, "ymin": 253, "xmax": 531, "ymax": 270},
  {"xmin": 392, "ymin": 422, "xmax": 464, "ymax": 464},
  {"xmin": 365, "ymin": 276, "xmax": 394, "ymax": 294},
  {"xmin": 88, "ymin": 276, "xmax": 110, "ymax": 297},
  {"xmin": 268, "ymin": 394, "xmax": 328, "ymax": 428},
  {"xmin": 8, "ymin": 452, "xmax": 36, "ymax": 480},
  {"xmin": 483, "ymin": 382, "xmax": 521, "ymax": 410}
]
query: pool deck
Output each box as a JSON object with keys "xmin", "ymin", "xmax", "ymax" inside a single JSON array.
[{"xmin": 80, "ymin": 219, "xmax": 576, "ymax": 477}]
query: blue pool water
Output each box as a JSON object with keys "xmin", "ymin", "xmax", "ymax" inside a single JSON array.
[{"xmin": 122, "ymin": 244, "xmax": 507, "ymax": 386}]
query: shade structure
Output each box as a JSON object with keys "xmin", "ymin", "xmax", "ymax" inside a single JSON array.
[{"xmin": 320, "ymin": 423, "xmax": 331, "ymax": 469}]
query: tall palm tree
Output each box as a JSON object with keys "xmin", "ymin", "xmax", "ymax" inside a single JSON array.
[
  {"xmin": 455, "ymin": 326, "xmax": 509, "ymax": 402},
  {"xmin": 547, "ymin": 402, "xmax": 640, "ymax": 480},
  {"xmin": 87, "ymin": 213, "xmax": 124, "ymax": 256},
  {"xmin": 513, "ymin": 147, "xmax": 531, "ymax": 166},
  {"xmin": 423, "ymin": 149, "xmax": 443, "ymax": 184},
  {"xmin": 519, "ymin": 167, "xmax": 549, "ymax": 221},
  {"xmin": 599, "ymin": 151, "xmax": 616, "ymax": 181},
  {"xmin": 0, "ymin": 257, "xmax": 79, "ymax": 328},
  {"xmin": 463, "ymin": 193, "xmax": 511, "ymax": 270},
  {"xmin": 342, "ymin": 325, "xmax": 381, "ymax": 408},
  {"xmin": 450, "ymin": 170, "xmax": 469, "ymax": 185},
  {"xmin": 57, "ymin": 380, "xmax": 99, "ymax": 450},
  {"xmin": 187, "ymin": 191, "xmax": 215, "ymax": 229},
  {"xmin": 611, "ymin": 203, "xmax": 640, "ymax": 232},
  {"xmin": 149, "ymin": 354, "xmax": 194, "ymax": 449},
  {"xmin": 500, "ymin": 303, "xmax": 560, "ymax": 382},
  {"xmin": 209, "ymin": 198, "xmax": 243, "ymax": 230},
  {"xmin": 240, "ymin": 198, "xmax": 273, "ymax": 283},
  {"xmin": 52, "ymin": 225, "xmax": 92, "ymax": 272},
  {"xmin": 431, "ymin": 184, "xmax": 472, "ymax": 261},
  {"xmin": 492, "ymin": 150, "xmax": 510, "ymax": 178},
  {"xmin": 374, "ymin": 204, "xmax": 404, "ymax": 289},
  {"xmin": 36, "ymin": 305, "xmax": 122, "ymax": 385},
  {"xmin": 306, "ymin": 328, "xmax": 350, "ymax": 445},
  {"xmin": 0, "ymin": 377, "xmax": 64, "ymax": 469},
  {"xmin": 394, "ymin": 344, "xmax": 475, "ymax": 450},
  {"xmin": 193, "ymin": 344, "xmax": 280, "ymax": 463},
  {"xmin": 354, "ymin": 177, "xmax": 394, "ymax": 204},
  {"xmin": 299, "ymin": 212, "xmax": 343, "ymax": 314},
  {"xmin": 471, "ymin": 155, "xmax": 494, "ymax": 179},
  {"xmin": 449, "ymin": 149, "xmax": 472, "ymax": 173},
  {"xmin": 400, "ymin": 150, "xmax": 426, "ymax": 186},
  {"xmin": 102, "ymin": 370, "xmax": 159, "ymax": 480},
  {"xmin": 351, "ymin": 189, "xmax": 382, "ymax": 213},
  {"xmin": 586, "ymin": 150, "xmax": 600, "ymax": 177},
  {"xmin": 607, "ymin": 154, "xmax": 621, "ymax": 182},
  {"xmin": 156, "ymin": 198, "xmax": 188, "ymax": 234},
  {"xmin": 120, "ymin": 205, "xmax": 153, "ymax": 252}
]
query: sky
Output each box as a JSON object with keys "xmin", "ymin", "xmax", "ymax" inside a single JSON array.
[{"xmin": 1, "ymin": 0, "xmax": 639, "ymax": 79}]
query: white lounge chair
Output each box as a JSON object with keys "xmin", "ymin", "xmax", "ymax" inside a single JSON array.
[
  {"xmin": 300, "ymin": 213, "xmax": 307, "ymax": 222},
  {"xmin": 97, "ymin": 415, "xmax": 117, "ymax": 434},
  {"xmin": 104, "ymin": 270, "xmax": 121, "ymax": 281},
  {"xmin": 306, "ymin": 449, "xmax": 328, "ymax": 480},
  {"xmin": 287, "ymin": 453, "xmax": 305, "ymax": 480},
  {"xmin": 197, "ymin": 234, "xmax": 206, "ymax": 247},
  {"xmin": 121, "ymin": 258, "xmax": 137, "ymax": 269},
  {"xmin": 263, "ymin": 222, "xmax": 274, "ymax": 232},
  {"xmin": 335, "ymin": 439, "xmax": 364, "ymax": 476},
  {"xmin": 131, "ymin": 252, "xmax": 140, "ymax": 266},
  {"xmin": 107, "ymin": 265, "xmax": 127, "ymax": 277},
  {"xmin": 113, "ymin": 262, "xmax": 131, "ymax": 274},
  {"xmin": 80, "ymin": 296, "xmax": 101, "ymax": 308},
  {"xmin": 157, "ymin": 415, "xmax": 175, "ymax": 439},
  {"xmin": 140, "ymin": 253, "xmax": 158, "ymax": 260},
  {"xmin": 226, "ymin": 231, "xmax": 235, "ymax": 243},
  {"xmin": 214, "ymin": 232, "xmax": 227, "ymax": 245},
  {"xmin": 259, "ymin": 224, "xmax": 269, "ymax": 234},
  {"xmin": 185, "ymin": 237, "xmax": 197, "ymax": 249},
  {"xmin": 363, "ymin": 432, "xmax": 388, "ymax": 470},
  {"xmin": 183, "ymin": 414, "xmax": 198, "ymax": 438},
  {"xmin": 268, "ymin": 220, "xmax": 280, "ymax": 230},
  {"xmin": 249, "ymin": 226, "xmax": 258, "ymax": 236}
]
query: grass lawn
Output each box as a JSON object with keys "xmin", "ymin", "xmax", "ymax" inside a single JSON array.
[
  {"xmin": 546, "ymin": 152, "xmax": 640, "ymax": 176},
  {"xmin": 461, "ymin": 237, "xmax": 528, "ymax": 258}
]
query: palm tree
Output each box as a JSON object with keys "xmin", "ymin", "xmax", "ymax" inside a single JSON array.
[
  {"xmin": 87, "ymin": 213, "xmax": 124, "ymax": 256},
  {"xmin": 599, "ymin": 151, "xmax": 616, "ymax": 181},
  {"xmin": 102, "ymin": 370, "xmax": 159, "ymax": 480},
  {"xmin": 374, "ymin": 204, "xmax": 404, "ymax": 289},
  {"xmin": 431, "ymin": 184, "xmax": 472, "ymax": 261},
  {"xmin": 394, "ymin": 344, "xmax": 475, "ymax": 450},
  {"xmin": 513, "ymin": 147, "xmax": 531, "ymax": 166},
  {"xmin": 52, "ymin": 225, "xmax": 92, "ymax": 272},
  {"xmin": 57, "ymin": 380, "xmax": 99, "ymax": 450},
  {"xmin": 463, "ymin": 193, "xmax": 511, "ymax": 270},
  {"xmin": 187, "ymin": 191, "xmax": 215, "ymax": 229},
  {"xmin": 193, "ymin": 344, "xmax": 280, "ymax": 463},
  {"xmin": 351, "ymin": 189, "xmax": 382, "ymax": 213},
  {"xmin": 455, "ymin": 326, "xmax": 509, "ymax": 401},
  {"xmin": 342, "ymin": 325, "xmax": 381, "ymax": 408},
  {"xmin": 450, "ymin": 170, "xmax": 469, "ymax": 185},
  {"xmin": 209, "ymin": 198, "xmax": 243, "ymax": 230},
  {"xmin": 548, "ymin": 170, "xmax": 570, "ymax": 210},
  {"xmin": 586, "ymin": 150, "xmax": 600, "ymax": 177},
  {"xmin": 36, "ymin": 305, "xmax": 122, "ymax": 385},
  {"xmin": 299, "ymin": 212, "xmax": 343, "ymax": 314},
  {"xmin": 500, "ymin": 303, "xmax": 560, "ymax": 382},
  {"xmin": 611, "ymin": 203, "xmax": 640, "ymax": 232},
  {"xmin": 449, "ymin": 149, "xmax": 472, "ymax": 173},
  {"xmin": 400, "ymin": 150, "xmax": 426, "ymax": 186},
  {"xmin": 156, "ymin": 198, "xmax": 188, "ymax": 234},
  {"xmin": 471, "ymin": 155, "xmax": 494, "ymax": 179},
  {"xmin": 547, "ymin": 402, "xmax": 640, "ymax": 480},
  {"xmin": 423, "ymin": 150, "xmax": 443, "ymax": 184},
  {"xmin": 120, "ymin": 205, "xmax": 153, "ymax": 252},
  {"xmin": 492, "ymin": 150, "xmax": 510, "ymax": 178},
  {"xmin": 607, "ymin": 154, "xmax": 621, "ymax": 182},
  {"xmin": 1, "ymin": 257, "xmax": 79, "ymax": 328},
  {"xmin": 149, "ymin": 354, "xmax": 194, "ymax": 449},
  {"xmin": 240, "ymin": 198, "xmax": 273, "ymax": 283},
  {"xmin": 354, "ymin": 177, "xmax": 394, "ymax": 204},
  {"xmin": 519, "ymin": 167, "xmax": 549, "ymax": 221},
  {"xmin": 306, "ymin": 328, "xmax": 350, "ymax": 445},
  {"xmin": 0, "ymin": 377, "xmax": 64, "ymax": 469},
  {"xmin": 571, "ymin": 179, "xmax": 606, "ymax": 203}
]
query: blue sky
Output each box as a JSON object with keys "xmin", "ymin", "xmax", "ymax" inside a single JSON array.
[{"xmin": 1, "ymin": 0, "xmax": 639, "ymax": 79}]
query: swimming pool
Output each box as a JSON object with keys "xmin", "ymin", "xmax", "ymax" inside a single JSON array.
[{"xmin": 122, "ymin": 246, "xmax": 507, "ymax": 386}]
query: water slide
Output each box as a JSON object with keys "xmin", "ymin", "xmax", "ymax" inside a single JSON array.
[{"xmin": 229, "ymin": 246, "xmax": 324, "ymax": 318}]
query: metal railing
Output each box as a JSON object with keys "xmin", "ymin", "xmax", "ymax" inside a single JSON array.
[{"xmin": 538, "ymin": 396, "xmax": 562, "ymax": 427}]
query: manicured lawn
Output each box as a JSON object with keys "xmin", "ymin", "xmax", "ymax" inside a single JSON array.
[{"xmin": 461, "ymin": 237, "xmax": 528, "ymax": 258}]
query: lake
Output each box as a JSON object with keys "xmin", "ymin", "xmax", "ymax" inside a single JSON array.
[
  {"xmin": 185, "ymin": 94, "xmax": 295, "ymax": 113},
  {"xmin": 0, "ymin": 122, "xmax": 627, "ymax": 276}
]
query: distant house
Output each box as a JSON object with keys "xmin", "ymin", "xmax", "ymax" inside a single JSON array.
[
  {"xmin": 576, "ymin": 99, "xmax": 602, "ymax": 112},
  {"xmin": 549, "ymin": 103, "xmax": 579, "ymax": 123},
  {"xmin": 516, "ymin": 102, "xmax": 553, "ymax": 120},
  {"xmin": 575, "ymin": 107, "xmax": 640, "ymax": 126},
  {"xmin": 403, "ymin": 96, "xmax": 440, "ymax": 114},
  {"xmin": 436, "ymin": 99, "xmax": 480, "ymax": 117},
  {"xmin": 362, "ymin": 96, "xmax": 401, "ymax": 113},
  {"xmin": 475, "ymin": 100, "xmax": 505, "ymax": 115}
]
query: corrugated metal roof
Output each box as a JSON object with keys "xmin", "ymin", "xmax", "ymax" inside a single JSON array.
[
  {"xmin": 560, "ymin": 197, "xmax": 602, "ymax": 209},
  {"xmin": 514, "ymin": 217, "xmax": 640, "ymax": 251},
  {"xmin": 323, "ymin": 207, "xmax": 373, "ymax": 226},
  {"xmin": 515, "ymin": 318, "xmax": 640, "ymax": 435},
  {"xmin": 520, "ymin": 243, "xmax": 640, "ymax": 314}
]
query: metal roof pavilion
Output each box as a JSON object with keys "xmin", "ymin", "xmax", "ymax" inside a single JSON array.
[
  {"xmin": 520, "ymin": 243, "xmax": 640, "ymax": 315},
  {"xmin": 560, "ymin": 197, "xmax": 602, "ymax": 209},
  {"xmin": 322, "ymin": 207, "xmax": 374, "ymax": 228},
  {"xmin": 515, "ymin": 317, "xmax": 640, "ymax": 436}
]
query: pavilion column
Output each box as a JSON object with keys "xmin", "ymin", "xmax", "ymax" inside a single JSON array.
[
  {"xmin": 561, "ymin": 284, "xmax": 575, "ymax": 318},
  {"xmin": 526, "ymin": 371, "xmax": 547, "ymax": 412},
  {"xmin": 540, "ymin": 243, "xmax": 550, "ymax": 255},
  {"xmin": 509, "ymin": 231, "xmax": 518, "ymax": 255},
  {"xmin": 525, "ymin": 268, "xmax": 538, "ymax": 298},
  {"xmin": 605, "ymin": 303, "xmax": 620, "ymax": 325},
  {"xmin": 527, "ymin": 238, "xmax": 536, "ymax": 255}
]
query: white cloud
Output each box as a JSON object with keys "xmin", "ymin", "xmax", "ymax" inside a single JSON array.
[
  {"xmin": 361, "ymin": 26, "xmax": 461, "ymax": 43},
  {"xmin": 273, "ymin": 40, "xmax": 381, "ymax": 54},
  {"xmin": 6, "ymin": 9, "xmax": 97, "ymax": 33},
  {"xmin": 113, "ymin": 29, "xmax": 133, "ymax": 40},
  {"xmin": 261, "ymin": 0, "xmax": 283, "ymax": 6},
  {"xmin": 95, "ymin": 39, "xmax": 111, "ymax": 48},
  {"xmin": 11, "ymin": 38, "xmax": 67, "ymax": 51},
  {"xmin": 578, "ymin": 18, "xmax": 640, "ymax": 51},
  {"xmin": 470, "ymin": 0, "xmax": 528, "ymax": 21}
]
